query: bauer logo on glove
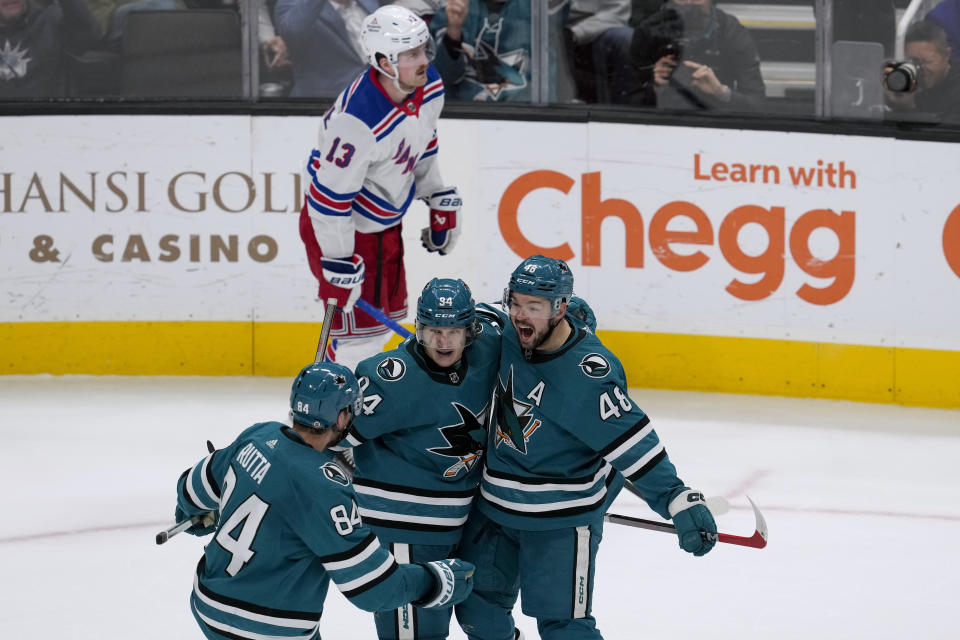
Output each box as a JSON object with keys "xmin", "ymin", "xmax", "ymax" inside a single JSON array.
[{"xmin": 422, "ymin": 188, "xmax": 462, "ymax": 255}]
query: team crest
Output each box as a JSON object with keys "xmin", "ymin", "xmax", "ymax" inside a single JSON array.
[
  {"xmin": 428, "ymin": 402, "xmax": 488, "ymax": 477},
  {"xmin": 579, "ymin": 353, "xmax": 610, "ymax": 378},
  {"xmin": 493, "ymin": 367, "xmax": 541, "ymax": 454},
  {"xmin": 320, "ymin": 461, "xmax": 350, "ymax": 486},
  {"xmin": 376, "ymin": 357, "xmax": 406, "ymax": 381}
]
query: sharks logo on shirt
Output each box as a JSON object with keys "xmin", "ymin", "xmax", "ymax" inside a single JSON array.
[
  {"xmin": 428, "ymin": 402, "xmax": 488, "ymax": 477},
  {"xmin": 493, "ymin": 367, "xmax": 541, "ymax": 454}
]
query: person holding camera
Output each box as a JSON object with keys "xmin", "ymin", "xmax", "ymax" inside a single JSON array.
[
  {"xmin": 627, "ymin": 0, "xmax": 765, "ymax": 112},
  {"xmin": 884, "ymin": 19, "xmax": 960, "ymax": 124}
]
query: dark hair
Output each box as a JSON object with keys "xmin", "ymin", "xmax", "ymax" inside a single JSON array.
[{"xmin": 905, "ymin": 19, "xmax": 950, "ymax": 54}]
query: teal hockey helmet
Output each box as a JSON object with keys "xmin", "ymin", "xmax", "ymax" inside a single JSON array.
[
  {"xmin": 504, "ymin": 255, "xmax": 574, "ymax": 317},
  {"xmin": 416, "ymin": 278, "xmax": 480, "ymax": 347},
  {"xmin": 289, "ymin": 362, "xmax": 363, "ymax": 431}
]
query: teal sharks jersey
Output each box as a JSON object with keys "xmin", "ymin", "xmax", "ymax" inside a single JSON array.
[
  {"xmin": 176, "ymin": 422, "xmax": 433, "ymax": 640},
  {"xmin": 474, "ymin": 304, "xmax": 687, "ymax": 531},
  {"xmin": 344, "ymin": 319, "xmax": 502, "ymax": 545}
]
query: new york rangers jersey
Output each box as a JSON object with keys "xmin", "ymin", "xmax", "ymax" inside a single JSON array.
[
  {"xmin": 304, "ymin": 64, "xmax": 448, "ymax": 259},
  {"xmin": 474, "ymin": 304, "xmax": 688, "ymax": 531},
  {"xmin": 342, "ymin": 320, "xmax": 501, "ymax": 545},
  {"xmin": 177, "ymin": 422, "xmax": 434, "ymax": 640}
]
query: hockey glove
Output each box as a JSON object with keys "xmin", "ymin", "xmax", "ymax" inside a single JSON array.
[
  {"xmin": 421, "ymin": 188, "xmax": 462, "ymax": 255},
  {"xmin": 415, "ymin": 558, "xmax": 475, "ymax": 608},
  {"xmin": 174, "ymin": 506, "xmax": 217, "ymax": 537},
  {"xmin": 669, "ymin": 489, "xmax": 718, "ymax": 556},
  {"xmin": 320, "ymin": 254, "xmax": 365, "ymax": 314}
]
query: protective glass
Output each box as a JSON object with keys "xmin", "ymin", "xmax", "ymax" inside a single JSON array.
[
  {"xmin": 416, "ymin": 323, "xmax": 470, "ymax": 350},
  {"xmin": 502, "ymin": 289, "xmax": 560, "ymax": 320},
  {"xmin": 398, "ymin": 40, "xmax": 436, "ymax": 65}
]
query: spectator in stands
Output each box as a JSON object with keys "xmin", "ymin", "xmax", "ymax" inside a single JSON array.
[
  {"xmin": 394, "ymin": 0, "xmax": 442, "ymax": 24},
  {"xmin": 0, "ymin": 0, "xmax": 100, "ymax": 98},
  {"xmin": 928, "ymin": 0, "xmax": 960, "ymax": 55},
  {"xmin": 430, "ymin": 0, "xmax": 575, "ymax": 103},
  {"xmin": 628, "ymin": 0, "xmax": 765, "ymax": 112},
  {"xmin": 88, "ymin": 0, "xmax": 184, "ymax": 44},
  {"xmin": 274, "ymin": 0, "xmax": 379, "ymax": 98},
  {"xmin": 884, "ymin": 19, "xmax": 960, "ymax": 124},
  {"xmin": 565, "ymin": 0, "xmax": 634, "ymax": 103}
]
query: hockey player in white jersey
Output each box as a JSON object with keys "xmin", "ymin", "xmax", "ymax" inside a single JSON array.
[
  {"xmin": 173, "ymin": 361, "xmax": 476, "ymax": 640},
  {"xmin": 299, "ymin": 4, "xmax": 462, "ymax": 370}
]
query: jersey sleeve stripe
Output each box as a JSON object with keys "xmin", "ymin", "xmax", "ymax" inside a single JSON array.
[
  {"xmin": 186, "ymin": 459, "xmax": 217, "ymax": 511},
  {"xmin": 320, "ymin": 533, "xmax": 380, "ymax": 570},
  {"xmin": 598, "ymin": 417, "xmax": 653, "ymax": 461},
  {"xmin": 337, "ymin": 556, "xmax": 399, "ymax": 596},
  {"xmin": 353, "ymin": 477, "xmax": 477, "ymax": 499},
  {"xmin": 194, "ymin": 567, "xmax": 321, "ymax": 626},
  {"xmin": 200, "ymin": 453, "xmax": 221, "ymax": 503},
  {"xmin": 341, "ymin": 432, "xmax": 365, "ymax": 447},
  {"xmin": 623, "ymin": 445, "xmax": 668, "ymax": 482},
  {"xmin": 318, "ymin": 531, "xmax": 377, "ymax": 563}
]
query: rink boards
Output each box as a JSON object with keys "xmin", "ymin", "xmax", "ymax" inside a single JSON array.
[{"xmin": 1, "ymin": 116, "xmax": 958, "ymax": 407}]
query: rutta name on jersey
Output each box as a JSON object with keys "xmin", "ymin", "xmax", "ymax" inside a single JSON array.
[{"xmin": 235, "ymin": 443, "xmax": 271, "ymax": 485}]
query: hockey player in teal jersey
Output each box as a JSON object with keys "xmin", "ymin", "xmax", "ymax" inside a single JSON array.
[
  {"xmin": 456, "ymin": 255, "xmax": 718, "ymax": 640},
  {"xmin": 336, "ymin": 278, "xmax": 501, "ymax": 640},
  {"xmin": 173, "ymin": 361, "xmax": 475, "ymax": 640}
]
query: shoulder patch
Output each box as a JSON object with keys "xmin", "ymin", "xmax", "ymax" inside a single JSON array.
[
  {"xmin": 579, "ymin": 353, "xmax": 611, "ymax": 378},
  {"xmin": 320, "ymin": 461, "xmax": 350, "ymax": 486},
  {"xmin": 376, "ymin": 356, "xmax": 406, "ymax": 381}
]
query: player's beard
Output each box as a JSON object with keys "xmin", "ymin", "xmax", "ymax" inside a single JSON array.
[{"xmin": 514, "ymin": 314, "xmax": 563, "ymax": 353}]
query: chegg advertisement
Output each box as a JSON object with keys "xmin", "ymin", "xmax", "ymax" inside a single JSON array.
[{"xmin": 0, "ymin": 116, "xmax": 957, "ymax": 404}]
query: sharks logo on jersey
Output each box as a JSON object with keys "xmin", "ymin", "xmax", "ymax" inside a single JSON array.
[
  {"xmin": 428, "ymin": 402, "xmax": 488, "ymax": 477},
  {"xmin": 376, "ymin": 357, "xmax": 406, "ymax": 382},
  {"xmin": 321, "ymin": 461, "xmax": 350, "ymax": 486},
  {"xmin": 493, "ymin": 367, "xmax": 541, "ymax": 454},
  {"xmin": 579, "ymin": 353, "xmax": 610, "ymax": 378}
]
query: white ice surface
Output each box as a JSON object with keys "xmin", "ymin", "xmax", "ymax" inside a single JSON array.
[{"xmin": 1, "ymin": 376, "xmax": 958, "ymax": 639}]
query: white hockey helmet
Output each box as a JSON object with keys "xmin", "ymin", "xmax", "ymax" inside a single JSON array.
[{"xmin": 360, "ymin": 5, "xmax": 434, "ymax": 79}]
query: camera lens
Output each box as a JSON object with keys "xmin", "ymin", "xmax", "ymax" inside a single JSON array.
[{"xmin": 885, "ymin": 62, "xmax": 919, "ymax": 92}]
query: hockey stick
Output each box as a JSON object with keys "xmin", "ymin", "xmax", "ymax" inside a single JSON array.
[
  {"xmin": 604, "ymin": 495, "xmax": 769, "ymax": 549},
  {"xmin": 156, "ymin": 441, "xmax": 218, "ymax": 545},
  {"xmin": 354, "ymin": 298, "xmax": 413, "ymax": 339},
  {"xmin": 315, "ymin": 297, "xmax": 339, "ymax": 363},
  {"xmin": 156, "ymin": 514, "xmax": 206, "ymax": 545}
]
